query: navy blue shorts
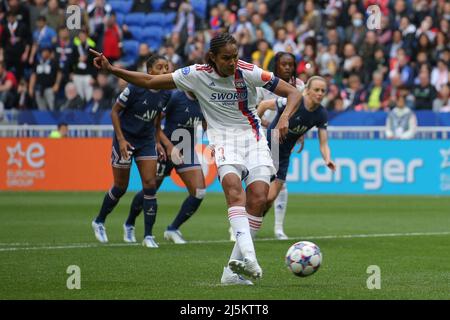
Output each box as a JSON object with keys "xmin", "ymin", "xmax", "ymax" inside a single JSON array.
[
  {"xmin": 156, "ymin": 146, "xmax": 201, "ymax": 178},
  {"xmin": 111, "ymin": 135, "xmax": 157, "ymax": 169}
]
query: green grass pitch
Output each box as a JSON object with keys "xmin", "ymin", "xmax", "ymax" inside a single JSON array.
[{"xmin": 0, "ymin": 192, "xmax": 449, "ymax": 300}]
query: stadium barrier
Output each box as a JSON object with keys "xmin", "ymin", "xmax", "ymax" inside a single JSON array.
[{"xmin": 1, "ymin": 136, "xmax": 449, "ymax": 195}]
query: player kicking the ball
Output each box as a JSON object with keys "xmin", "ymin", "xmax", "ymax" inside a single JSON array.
[{"xmin": 91, "ymin": 33, "xmax": 301, "ymax": 285}]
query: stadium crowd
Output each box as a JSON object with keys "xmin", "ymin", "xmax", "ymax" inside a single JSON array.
[{"xmin": 0, "ymin": 0, "xmax": 449, "ymax": 116}]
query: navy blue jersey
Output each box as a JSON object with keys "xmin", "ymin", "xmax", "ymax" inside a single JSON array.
[
  {"xmin": 116, "ymin": 84, "xmax": 171, "ymax": 140},
  {"xmin": 163, "ymin": 90, "xmax": 204, "ymax": 146},
  {"xmin": 268, "ymin": 98, "xmax": 328, "ymax": 155}
]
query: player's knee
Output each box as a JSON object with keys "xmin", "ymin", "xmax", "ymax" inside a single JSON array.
[
  {"xmin": 141, "ymin": 178, "xmax": 157, "ymax": 190},
  {"xmin": 226, "ymin": 186, "xmax": 245, "ymax": 204},
  {"xmin": 193, "ymin": 188, "xmax": 206, "ymax": 200}
]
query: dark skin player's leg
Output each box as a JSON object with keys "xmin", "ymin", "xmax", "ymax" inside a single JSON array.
[
  {"xmin": 112, "ymin": 166, "xmax": 130, "ymax": 190},
  {"xmin": 179, "ymin": 168, "xmax": 206, "ymax": 196}
]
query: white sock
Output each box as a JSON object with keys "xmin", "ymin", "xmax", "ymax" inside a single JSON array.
[
  {"xmin": 247, "ymin": 214, "xmax": 263, "ymax": 239},
  {"xmin": 228, "ymin": 206, "xmax": 256, "ymax": 261},
  {"xmin": 274, "ymin": 184, "xmax": 288, "ymax": 232}
]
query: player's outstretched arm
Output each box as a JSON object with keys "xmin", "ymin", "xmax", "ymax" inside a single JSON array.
[
  {"xmin": 272, "ymin": 79, "xmax": 302, "ymax": 139},
  {"xmin": 90, "ymin": 49, "xmax": 177, "ymax": 90},
  {"xmin": 256, "ymin": 99, "xmax": 276, "ymax": 118},
  {"xmin": 318, "ymin": 128, "xmax": 336, "ymax": 171}
]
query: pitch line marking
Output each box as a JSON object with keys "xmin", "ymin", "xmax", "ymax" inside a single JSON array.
[{"xmin": 0, "ymin": 231, "xmax": 449, "ymax": 252}]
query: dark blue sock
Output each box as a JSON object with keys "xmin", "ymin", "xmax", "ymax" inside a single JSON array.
[
  {"xmin": 95, "ymin": 186, "xmax": 126, "ymax": 223},
  {"xmin": 168, "ymin": 195, "xmax": 203, "ymax": 231},
  {"xmin": 125, "ymin": 190, "xmax": 144, "ymax": 226},
  {"xmin": 143, "ymin": 188, "xmax": 157, "ymax": 237}
]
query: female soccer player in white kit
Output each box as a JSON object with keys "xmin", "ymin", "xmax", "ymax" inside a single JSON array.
[{"xmin": 91, "ymin": 33, "xmax": 301, "ymax": 285}]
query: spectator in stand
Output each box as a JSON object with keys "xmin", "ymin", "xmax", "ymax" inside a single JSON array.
[
  {"xmin": 131, "ymin": 0, "xmax": 151, "ymax": 13},
  {"xmin": 27, "ymin": 0, "xmax": 47, "ymax": 36},
  {"xmin": 273, "ymin": 27, "xmax": 297, "ymax": 54},
  {"xmin": 252, "ymin": 39, "xmax": 274, "ymax": 70},
  {"xmin": 250, "ymin": 13, "xmax": 274, "ymax": 45},
  {"xmin": 296, "ymin": 0, "xmax": 321, "ymax": 41},
  {"xmin": 131, "ymin": 43, "xmax": 152, "ymax": 73},
  {"xmin": 67, "ymin": 28, "xmax": 97, "ymax": 102},
  {"xmin": 1, "ymin": 11, "xmax": 31, "ymax": 81},
  {"xmin": 87, "ymin": 0, "xmax": 112, "ymax": 52},
  {"xmin": 0, "ymin": 61, "xmax": 17, "ymax": 109},
  {"xmin": 15, "ymin": 78, "xmax": 32, "ymax": 110},
  {"xmin": 413, "ymin": 67, "xmax": 437, "ymax": 110},
  {"xmin": 60, "ymin": 82, "xmax": 84, "ymax": 111},
  {"xmin": 28, "ymin": 46, "xmax": 61, "ymax": 111},
  {"xmin": 433, "ymin": 83, "xmax": 450, "ymax": 112},
  {"xmin": 84, "ymin": 86, "xmax": 110, "ymax": 113},
  {"xmin": 4, "ymin": 0, "xmax": 31, "ymax": 28},
  {"xmin": 359, "ymin": 31, "xmax": 382, "ymax": 77},
  {"xmin": 344, "ymin": 11, "xmax": 366, "ymax": 48},
  {"xmin": 42, "ymin": 0, "xmax": 65, "ymax": 31},
  {"xmin": 229, "ymin": 8, "xmax": 253, "ymax": 41},
  {"xmin": 236, "ymin": 27, "xmax": 255, "ymax": 63},
  {"xmin": 96, "ymin": 71, "xmax": 116, "ymax": 105},
  {"xmin": 341, "ymin": 73, "xmax": 366, "ymax": 111},
  {"xmin": 163, "ymin": 44, "xmax": 182, "ymax": 70},
  {"xmin": 389, "ymin": 48, "xmax": 414, "ymax": 88},
  {"xmin": 173, "ymin": 1, "xmax": 196, "ymax": 46},
  {"xmin": 49, "ymin": 122, "xmax": 69, "ymax": 138},
  {"xmin": 431, "ymin": 59, "xmax": 449, "ymax": 92},
  {"xmin": 297, "ymin": 42, "xmax": 317, "ymax": 78},
  {"xmin": 385, "ymin": 94, "xmax": 417, "ymax": 140},
  {"xmin": 28, "ymin": 15, "xmax": 57, "ymax": 66},
  {"xmin": 364, "ymin": 71, "xmax": 388, "ymax": 112},
  {"xmin": 55, "ymin": 27, "xmax": 73, "ymax": 87},
  {"xmin": 102, "ymin": 12, "xmax": 122, "ymax": 64}
]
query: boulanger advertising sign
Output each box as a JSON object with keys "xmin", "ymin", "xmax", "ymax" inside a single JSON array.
[{"xmin": 134, "ymin": 139, "xmax": 449, "ymax": 196}]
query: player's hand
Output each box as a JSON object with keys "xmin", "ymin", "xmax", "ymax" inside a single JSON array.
[
  {"xmin": 90, "ymin": 49, "xmax": 112, "ymax": 72},
  {"xmin": 119, "ymin": 139, "xmax": 134, "ymax": 161},
  {"xmin": 168, "ymin": 145, "xmax": 183, "ymax": 165},
  {"xmin": 326, "ymin": 160, "xmax": 336, "ymax": 171},
  {"xmin": 275, "ymin": 114, "xmax": 289, "ymax": 142},
  {"xmin": 156, "ymin": 143, "xmax": 167, "ymax": 161},
  {"xmin": 296, "ymin": 135, "xmax": 305, "ymax": 153}
]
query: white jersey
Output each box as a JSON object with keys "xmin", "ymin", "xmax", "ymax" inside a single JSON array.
[
  {"xmin": 172, "ymin": 60, "xmax": 279, "ymax": 142},
  {"xmin": 172, "ymin": 60, "xmax": 279, "ymax": 172}
]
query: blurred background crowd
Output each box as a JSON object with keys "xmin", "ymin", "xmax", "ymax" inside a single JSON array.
[{"xmin": 0, "ymin": 0, "xmax": 449, "ymax": 117}]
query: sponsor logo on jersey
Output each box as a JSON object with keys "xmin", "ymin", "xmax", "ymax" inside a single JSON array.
[
  {"xmin": 210, "ymin": 92, "xmax": 248, "ymax": 102},
  {"xmin": 234, "ymin": 78, "xmax": 245, "ymax": 89}
]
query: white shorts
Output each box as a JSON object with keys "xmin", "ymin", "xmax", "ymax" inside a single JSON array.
[
  {"xmin": 218, "ymin": 164, "xmax": 273, "ymax": 186},
  {"xmin": 209, "ymin": 129, "xmax": 276, "ymax": 175}
]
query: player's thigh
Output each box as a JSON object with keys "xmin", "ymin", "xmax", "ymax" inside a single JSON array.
[
  {"xmin": 136, "ymin": 159, "xmax": 158, "ymax": 189},
  {"xmin": 178, "ymin": 167, "xmax": 206, "ymax": 196},
  {"xmin": 112, "ymin": 166, "xmax": 131, "ymax": 189}
]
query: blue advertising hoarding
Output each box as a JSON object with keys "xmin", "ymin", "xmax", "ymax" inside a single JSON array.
[{"xmin": 127, "ymin": 139, "xmax": 450, "ymax": 196}]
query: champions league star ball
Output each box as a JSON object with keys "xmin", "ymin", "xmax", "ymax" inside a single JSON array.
[{"xmin": 285, "ymin": 241, "xmax": 322, "ymax": 277}]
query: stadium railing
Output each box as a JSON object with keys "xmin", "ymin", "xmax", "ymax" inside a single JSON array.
[{"xmin": 0, "ymin": 125, "xmax": 449, "ymax": 139}]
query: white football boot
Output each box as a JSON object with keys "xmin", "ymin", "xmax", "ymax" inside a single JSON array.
[
  {"xmin": 228, "ymin": 258, "xmax": 263, "ymax": 279},
  {"xmin": 92, "ymin": 221, "xmax": 108, "ymax": 243},
  {"xmin": 274, "ymin": 229, "xmax": 289, "ymax": 240},
  {"xmin": 164, "ymin": 229, "xmax": 187, "ymax": 244},
  {"xmin": 142, "ymin": 235, "xmax": 159, "ymax": 248},
  {"xmin": 123, "ymin": 224, "xmax": 137, "ymax": 243},
  {"xmin": 220, "ymin": 267, "xmax": 253, "ymax": 285}
]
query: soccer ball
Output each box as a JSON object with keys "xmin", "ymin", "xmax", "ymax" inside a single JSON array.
[{"xmin": 285, "ymin": 241, "xmax": 322, "ymax": 277}]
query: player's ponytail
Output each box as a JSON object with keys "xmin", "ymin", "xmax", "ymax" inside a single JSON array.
[{"xmin": 206, "ymin": 33, "xmax": 237, "ymax": 70}]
